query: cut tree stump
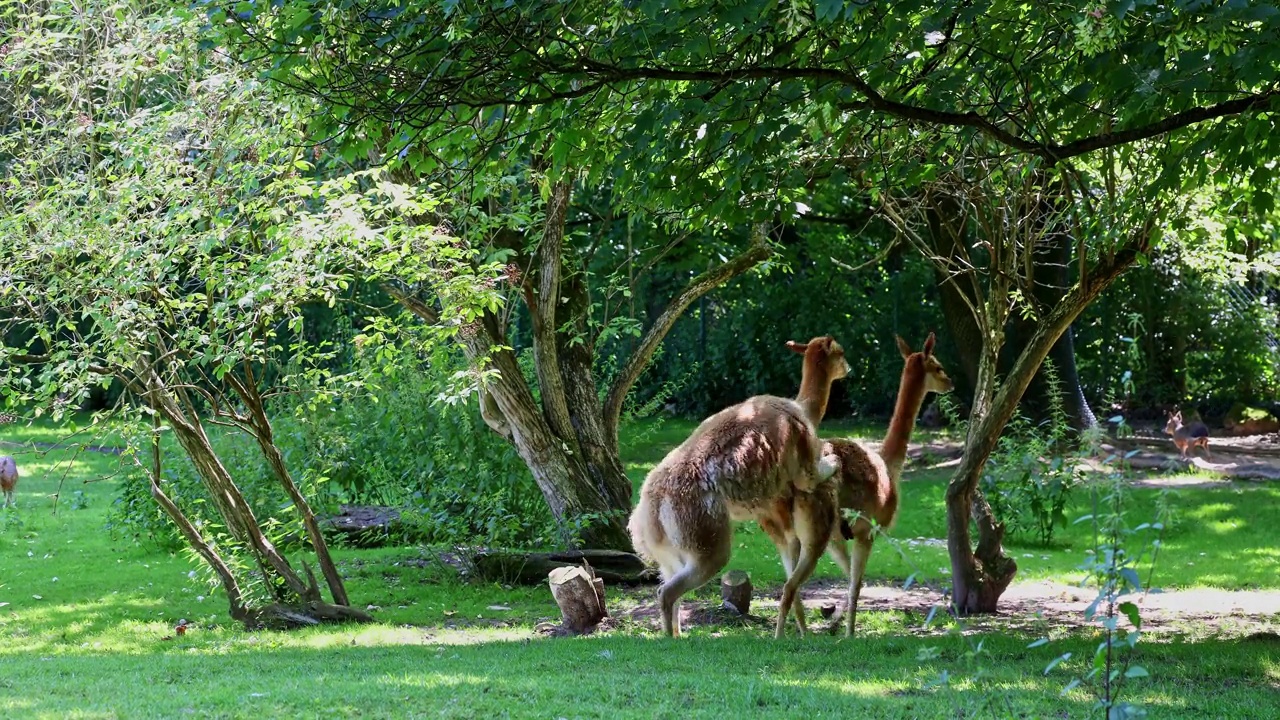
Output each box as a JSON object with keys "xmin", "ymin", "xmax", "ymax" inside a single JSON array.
[
  {"xmin": 472, "ymin": 549, "xmax": 656, "ymax": 585},
  {"xmin": 721, "ymin": 570, "xmax": 752, "ymax": 614},
  {"xmin": 548, "ymin": 564, "xmax": 608, "ymax": 634}
]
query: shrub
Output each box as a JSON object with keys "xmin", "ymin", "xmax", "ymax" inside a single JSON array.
[
  {"xmin": 289, "ymin": 339, "xmax": 560, "ymax": 549},
  {"xmin": 111, "ymin": 329, "xmax": 560, "ymax": 551},
  {"xmin": 981, "ymin": 362, "xmax": 1082, "ymax": 546}
]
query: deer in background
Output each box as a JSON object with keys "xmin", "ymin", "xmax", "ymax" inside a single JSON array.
[
  {"xmin": 1165, "ymin": 410, "xmax": 1212, "ymax": 461},
  {"xmin": 822, "ymin": 332, "xmax": 953, "ymax": 636},
  {"xmin": 0, "ymin": 455, "xmax": 18, "ymax": 508},
  {"xmin": 628, "ymin": 336, "xmax": 850, "ymax": 638}
]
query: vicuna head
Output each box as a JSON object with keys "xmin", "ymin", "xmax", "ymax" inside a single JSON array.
[
  {"xmin": 786, "ymin": 335, "xmax": 851, "ymax": 382},
  {"xmin": 896, "ymin": 332, "xmax": 953, "ymax": 395},
  {"xmin": 786, "ymin": 336, "xmax": 851, "ymax": 423},
  {"xmin": 1164, "ymin": 411, "xmax": 1183, "ymax": 435}
]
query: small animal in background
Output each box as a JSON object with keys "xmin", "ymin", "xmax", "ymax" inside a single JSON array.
[
  {"xmin": 0, "ymin": 455, "xmax": 18, "ymax": 507},
  {"xmin": 1164, "ymin": 411, "xmax": 1212, "ymax": 461}
]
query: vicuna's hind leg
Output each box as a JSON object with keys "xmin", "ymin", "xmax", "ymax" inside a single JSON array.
[
  {"xmin": 658, "ymin": 541, "xmax": 730, "ymax": 638},
  {"xmin": 760, "ymin": 514, "xmax": 799, "ymax": 577},
  {"xmin": 774, "ymin": 540, "xmax": 823, "ymax": 638},
  {"xmin": 1198, "ymin": 439, "xmax": 1213, "ymax": 461},
  {"xmin": 844, "ymin": 532, "xmax": 874, "ymax": 637},
  {"xmin": 774, "ymin": 493, "xmax": 836, "ymax": 639}
]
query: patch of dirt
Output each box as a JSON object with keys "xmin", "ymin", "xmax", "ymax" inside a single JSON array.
[
  {"xmin": 622, "ymin": 579, "xmax": 1280, "ymax": 638},
  {"xmin": 879, "ymin": 432, "xmax": 1280, "ymax": 485}
]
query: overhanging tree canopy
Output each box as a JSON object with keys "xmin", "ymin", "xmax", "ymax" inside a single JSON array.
[{"xmin": 214, "ymin": 0, "xmax": 1278, "ymax": 601}]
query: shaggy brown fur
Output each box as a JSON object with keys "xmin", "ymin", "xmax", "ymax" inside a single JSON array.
[
  {"xmin": 0, "ymin": 455, "xmax": 18, "ymax": 508},
  {"xmin": 830, "ymin": 332, "xmax": 953, "ymax": 636},
  {"xmin": 629, "ymin": 336, "xmax": 850, "ymax": 638}
]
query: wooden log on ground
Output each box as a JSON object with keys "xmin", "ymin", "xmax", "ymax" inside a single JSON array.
[
  {"xmin": 548, "ymin": 564, "xmax": 608, "ymax": 634},
  {"xmin": 721, "ymin": 570, "xmax": 752, "ymax": 614},
  {"xmin": 320, "ymin": 505, "xmax": 402, "ymax": 547},
  {"xmin": 472, "ymin": 549, "xmax": 656, "ymax": 585},
  {"xmin": 246, "ymin": 602, "xmax": 375, "ymax": 630}
]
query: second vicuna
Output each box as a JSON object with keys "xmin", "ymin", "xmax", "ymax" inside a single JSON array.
[
  {"xmin": 826, "ymin": 332, "xmax": 953, "ymax": 635},
  {"xmin": 628, "ymin": 336, "xmax": 850, "ymax": 638},
  {"xmin": 758, "ymin": 332, "xmax": 953, "ymax": 636},
  {"xmin": 1164, "ymin": 410, "xmax": 1212, "ymax": 460}
]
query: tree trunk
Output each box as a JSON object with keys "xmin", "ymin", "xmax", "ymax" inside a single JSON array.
[
  {"xmin": 384, "ymin": 221, "xmax": 770, "ymax": 551},
  {"xmin": 930, "ymin": 204, "xmax": 1096, "ymax": 429},
  {"xmin": 138, "ymin": 365, "xmax": 372, "ymax": 628},
  {"xmin": 945, "ymin": 233, "xmax": 1150, "ymax": 614},
  {"xmin": 232, "ymin": 365, "xmax": 351, "ymax": 607},
  {"xmin": 1012, "ymin": 222, "xmax": 1098, "ymax": 430}
]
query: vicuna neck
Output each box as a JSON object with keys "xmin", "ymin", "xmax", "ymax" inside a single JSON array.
[
  {"xmin": 881, "ymin": 361, "xmax": 928, "ymax": 481},
  {"xmin": 795, "ymin": 355, "xmax": 834, "ymax": 425}
]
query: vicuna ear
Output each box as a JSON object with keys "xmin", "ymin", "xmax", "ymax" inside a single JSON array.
[
  {"xmin": 895, "ymin": 335, "xmax": 911, "ymax": 359},
  {"xmin": 786, "ymin": 340, "xmax": 809, "ymax": 355},
  {"xmin": 922, "ymin": 332, "xmax": 937, "ymax": 357}
]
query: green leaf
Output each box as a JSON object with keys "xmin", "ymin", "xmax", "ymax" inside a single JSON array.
[
  {"xmin": 1120, "ymin": 567, "xmax": 1142, "ymax": 591},
  {"xmin": 814, "ymin": 0, "xmax": 844, "ymax": 23},
  {"xmin": 1124, "ymin": 665, "xmax": 1149, "ymax": 679},
  {"xmin": 1118, "ymin": 601, "xmax": 1142, "ymax": 630}
]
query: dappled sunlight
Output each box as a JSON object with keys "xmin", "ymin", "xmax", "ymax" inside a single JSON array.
[
  {"xmin": 284, "ymin": 623, "xmax": 535, "ymax": 649},
  {"xmin": 0, "ymin": 594, "xmax": 186, "ymax": 655},
  {"xmin": 375, "ymin": 671, "xmax": 495, "ymax": 690},
  {"xmin": 1186, "ymin": 501, "xmax": 1237, "ymax": 521},
  {"xmin": 769, "ymin": 674, "xmax": 918, "ymax": 698}
]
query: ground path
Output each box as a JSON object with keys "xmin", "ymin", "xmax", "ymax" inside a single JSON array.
[{"xmin": 624, "ymin": 579, "xmax": 1280, "ymax": 639}]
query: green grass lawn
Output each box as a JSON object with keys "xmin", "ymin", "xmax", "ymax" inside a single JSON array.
[{"xmin": 2, "ymin": 415, "xmax": 1279, "ymax": 719}]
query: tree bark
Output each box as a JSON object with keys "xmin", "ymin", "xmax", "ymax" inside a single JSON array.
[
  {"xmin": 229, "ymin": 364, "xmax": 351, "ymax": 607},
  {"xmin": 142, "ymin": 410, "xmax": 252, "ymax": 625},
  {"xmin": 1011, "ymin": 221, "xmax": 1098, "ymax": 430},
  {"xmin": 928, "ymin": 201, "xmax": 1096, "ymax": 429},
  {"xmin": 137, "ymin": 362, "xmax": 372, "ymax": 627}
]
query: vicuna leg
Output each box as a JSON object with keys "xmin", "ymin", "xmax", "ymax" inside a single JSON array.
[
  {"xmin": 1198, "ymin": 439, "xmax": 1213, "ymax": 461},
  {"xmin": 775, "ymin": 541, "xmax": 823, "ymax": 638},
  {"xmin": 774, "ymin": 493, "xmax": 835, "ymax": 639},
  {"xmin": 760, "ymin": 515, "xmax": 799, "ymax": 577},
  {"xmin": 658, "ymin": 542, "xmax": 730, "ymax": 638},
  {"xmin": 844, "ymin": 532, "xmax": 875, "ymax": 637},
  {"xmin": 826, "ymin": 535, "xmax": 851, "ymax": 577}
]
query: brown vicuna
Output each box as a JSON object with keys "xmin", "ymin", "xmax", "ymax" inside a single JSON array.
[
  {"xmin": 820, "ymin": 332, "xmax": 953, "ymax": 636},
  {"xmin": 628, "ymin": 336, "xmax": 850, "ymax": 638},
  {"xmin": 0, "ymin": 455, "xmax": 18, "ymax": 508},
  {"xmin": 1164, "ymin": 411, "xmax": 1211, "ymax": 460}
]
